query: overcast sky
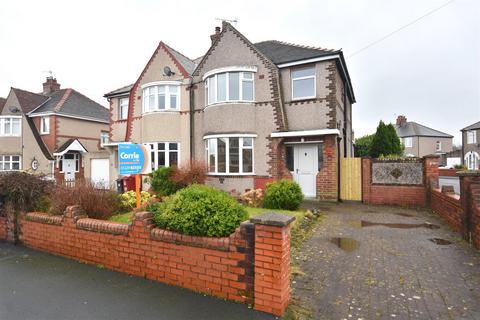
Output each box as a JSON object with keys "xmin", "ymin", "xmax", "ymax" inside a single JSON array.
[{"xmin": 0, "ymin": 0, "xmax": 478, "ymax": 144}]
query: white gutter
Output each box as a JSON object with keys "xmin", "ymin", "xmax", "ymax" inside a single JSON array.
[{"xmin": 270, "ymin": 129, "xmax": 340, "ymax": 138}]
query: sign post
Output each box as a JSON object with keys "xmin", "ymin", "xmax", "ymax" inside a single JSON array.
[{"xmin": 118, "ymin": 144, "xmax": 152, "ymax": 208}]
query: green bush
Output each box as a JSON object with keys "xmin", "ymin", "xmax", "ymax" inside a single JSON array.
[
  {"xmin": 148, "ymin": 167, "xmax": 181, "ymax": 197},
  {"xmin": 0, "ymin": 172, "xmax": 53, "ymax": 212},
  {"xmin": 150, "ymin": 184, "xmax": 248, "ymax": 237},
  {"xmin": 263, "ymin": 179, "xmax": 304, "ymax": 210},
  {"xmin": 119, "ymin": 191, "xmax": 151, "ymax": 211}
]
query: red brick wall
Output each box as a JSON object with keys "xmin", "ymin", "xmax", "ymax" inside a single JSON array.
[
  {"xmin": 439, "ymin": 168, "xmax": 458, "ymax": 177},
  {"xmin": 431, "ymin": 189, "xmax": 463, "ymax": 232},
  {"xmin": 0, "ymin": 217, "xmax": 6, "ymax": 240},
  {"xmin": 19, "ymin": 206, "xmax": 292, "ymax": 316},
  {"xmin": 362, "ymin": 157, "xmax": 439, "ymax": 207}
]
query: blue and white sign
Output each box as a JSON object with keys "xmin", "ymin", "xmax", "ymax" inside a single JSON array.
[{"xmin": 118, "ymin": 144, "xmax": 152, "ymax": 175}]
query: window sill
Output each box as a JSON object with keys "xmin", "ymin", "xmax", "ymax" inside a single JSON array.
[
  {"xmin": 142, "ymin": 110, "xmax": 180, "ymax": 116},
  {"xmin": 204, "ymin": 101, "xmax": 255, "ymax": 110},
  {"xmin": 290, "ymin": 97, "xmax": 317, "ymax": 103},
  {"xmin": 207, "ymin": 173, "xmax": 255, "ymax": 176}
]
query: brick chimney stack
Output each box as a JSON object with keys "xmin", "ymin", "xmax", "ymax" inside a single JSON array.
[
  {"xmin": 396, "ymin": 115, "xmax": 407, "ymax": 127},
  {"xmin": 210, "ymin": 26, "xmax": 221, "ymax": 45},
  {"xmin": 43, "ymin": 77, "xmax": 61, "ymax": 95}
]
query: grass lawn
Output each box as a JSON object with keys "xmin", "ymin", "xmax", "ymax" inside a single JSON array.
[{"xmin": 108, "ymin": 212, "xmax": 134, "ymax": 223}]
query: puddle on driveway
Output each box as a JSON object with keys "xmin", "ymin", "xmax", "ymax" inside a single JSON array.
[
  {"xmin": 349, "ymin": 220, "xmax": 439, "ymax": 230},
  {"xmin": 330, "ymin": 237, "xmax": 359, "ymax": 252},
  {"xmin": 430, "ymin": 238, "xmax": 452, "ymax": 245}
]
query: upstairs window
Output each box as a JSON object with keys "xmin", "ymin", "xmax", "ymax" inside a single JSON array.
[
  {"xmin": 467, "ymin": 130, "xmax": 477, "ymax": 144},
  {"xmin": 142, "ymin": 84, "xmax": 180, "ymax": 113},
  {"xmin": 100, "ymin": 132, "xmax": 109, "ymax": 145},
  {"xmin": 292, "ymin": 67, "xmax": 316, "ymax": 100},
  {"xmin": 436, "ymin": 141, "xmax": 442, "ymax": 152},
  {"xmin": 403, "ymin": 137, "xmax": 412, "ymax": 148},
  {"xmin": 205, "ymin": 71, "xmax": 254, "ymax": 105},
  {"xmin": 0, "ymin": 117, "xmax": 21, "ymax": 136},
  {"xmin": 40, "ymin": 116, "xmax": 50, "ymax": 134},
  {"xmin": 119, "ymin": 98, "xmax": 129, "ymax": 120}
]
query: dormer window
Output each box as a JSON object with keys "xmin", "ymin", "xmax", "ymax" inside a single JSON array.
[
  {"xmin": 40, "ymin": 116, "xmax": 50, "ymax": 134},
  {"xmin": 203, "ymin": 66, "xmax": 256, "ymax": 106},
  {"xmin": 142, "ymin": 82, "xmax": 180, "ymax": 113},
  {"xmin": 292, "ymin": 66, "xmax": 316, "ymax": 100}
]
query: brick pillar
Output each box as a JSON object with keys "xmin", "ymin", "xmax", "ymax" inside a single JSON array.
[
  {"xmin": 361, "ymin": 158, "xmax": 371, "ymax": 204},
  {"xmin": 423, "ymin": 155, "xmax": 440, "ymax": 206},
  {"xmin": 250, "ymin": 212, "xmax": 295, "ymax": 316},
  {"xmin": 458, "ymin": 172, "xmax": 480, "ymax": 244}
]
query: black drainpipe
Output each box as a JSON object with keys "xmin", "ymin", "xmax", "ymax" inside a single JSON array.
[
  {"xmin": 189, "ymin": 80, "xmax": 194, "ymax": 161},
  {"xmin": 343, "ymin": 82, "xmax": 348, "ymax": 158},
  {"xmin": 337, "ymin": 136, "xmax": 342, "ymax": 201}
]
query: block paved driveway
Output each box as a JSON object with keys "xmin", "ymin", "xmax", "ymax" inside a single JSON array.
[
  {"xmin": 294, "ymin": 202, "xmax": 480, "ymax": 320},
  {"xmin": 0, "ymin": 242, "xmax": 274, "ymax": 320}
]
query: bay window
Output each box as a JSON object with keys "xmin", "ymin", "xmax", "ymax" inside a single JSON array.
[
  {"xmin": 142, "ymin": 83, "xmax": 180, "ymax": 113},
  {"xmin": 0, "ymin": 155, "xmax": 21, "ymax": 171},
  {"xmin": 0, "ymin": 116, "xmax": 21, "ymax": 136},
  {"xmin": 205, "ymin": 70, "xmax": 254, "ymax": 105},
  {"xmin": 292, "ymin": 66, "xmax": 316, "ymax": 100},
  {"xmin": 204, "ymin": 136, "xmax": 254, "ymax": 174},
  {"xmin": 145, "ymin": 142, "xmax": 179, "ymax": 170}
]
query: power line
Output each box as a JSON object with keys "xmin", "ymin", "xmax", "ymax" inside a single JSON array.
[{"xmin": 348, "ymin": 0, "xmax": 456, "ymax": 58}]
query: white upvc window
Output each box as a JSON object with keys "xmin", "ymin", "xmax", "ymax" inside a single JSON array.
[
  {"xmin": 292, "ymin": 66, "xmax": 316, "ymax": 100},
  {"xmin": 467, "ymin": 130, "xmax": 477, "ymax": 144},
  {"xmin": 100, "ymin": 132, "xmax": 109, "ymax": 145},
  {"xmin": 205, "ymin": 71, "xmax": 254, "ymax": 106},
  {"xmin": 403, "ymin": 137, "xmax": 413, "ymax": 148},
  {"xmin": 0, "ymin": 116, "xmax": 21, "ymax": 136},
  {"xmin": 142, "ymin": 83, "xmax": 180, "ymax": 113},
  {"xmin": 144, "ymin": 142, "xmax": 179, "ymax": 170},
  {"xmin": 119, "ymin": 98, "xmax": 129, "ymax": 120},
  {"xmin": 0, "ymin": 155, "xmax": 21, "ymax": 171},
  {"xmin": 204, "ymin": 136, "xmax": 254, "ymax": 175},
  {"xmin": 436, "ymin": 141, "xmax": 442, "ymax": 152},
  {"xmin": 40, "ymin": 116, "xmax": 50, "ymax": 134},
  {"xmin": 465, "ymin": 151, "xmax": 479, "ymax": 170}
]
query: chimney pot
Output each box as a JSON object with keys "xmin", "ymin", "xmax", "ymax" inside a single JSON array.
[{"xmin": 43, "ymin": 77, "xmax": 61, "ymax": 95}]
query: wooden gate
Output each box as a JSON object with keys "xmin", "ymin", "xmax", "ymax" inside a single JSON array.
[{"xmin": 340, "ymin": 158, "xmax": 362, "ymax": 201}]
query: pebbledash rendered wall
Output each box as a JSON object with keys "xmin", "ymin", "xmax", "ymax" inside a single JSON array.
[
  {"xmin": 13, "ymin": 206, "xmax": 293, "ymax": 316},
  {"xmin": 362, "ymin": 156, "xmax": 439, "ymax": 206}
]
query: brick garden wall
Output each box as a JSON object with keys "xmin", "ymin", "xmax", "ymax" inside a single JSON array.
[
  {"xmin": 0, "ymin": 216, "xmax": 6, "ymax": 240},
  {"xmin": 18, "ymin": 206, "xmax": 294, "ymax": 316},
  {"xmin": 431, "ymin": 189, "xmax": 463, "ymax": 232},
  {"xmin": 362, "ymin": 156, "xmax": 439, "ymax": 206}
]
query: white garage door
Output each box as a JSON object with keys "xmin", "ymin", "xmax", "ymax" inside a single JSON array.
[{"xmin": 91, "ymin": 159, "xmax": 110, "ymax": 189}]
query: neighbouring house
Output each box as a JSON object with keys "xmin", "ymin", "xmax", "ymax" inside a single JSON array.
[
  {"xmin": 395, "ymin": 115, "xmax": 453, "ymax": 164},
  {"xmin": 461, "ymin": 121, "xmax": 480, "ymax": 170},
  {"xmin": 105, "ymin": 22, "xmax": 355, "ymax": 200},
  {"xmin": 0, "ymin": 77, "xmax": 110, "ymax": 186}
]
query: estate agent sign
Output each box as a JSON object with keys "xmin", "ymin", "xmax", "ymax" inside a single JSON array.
[{"xmin": 118, "ymin": 144, "xmax": 152, "ymax": 175}]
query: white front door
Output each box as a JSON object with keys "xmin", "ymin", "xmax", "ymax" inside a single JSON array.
[
  {"xmin": 63, "ymin": 159, "xmax": 76, "ymax": 181},
  {"xmin": 91, "ymin": 158, "xmax": 110, "ymax": 189},
  {"xmin": 293, "ymin": 145, "xmax": 318, "ymax": 197}
]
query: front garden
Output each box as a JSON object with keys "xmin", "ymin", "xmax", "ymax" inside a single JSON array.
[{"xmin": 0, "ymin": 163, "xmax": 317, "ymax": 240}]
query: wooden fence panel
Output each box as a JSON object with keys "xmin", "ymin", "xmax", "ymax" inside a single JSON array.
[{"xmin": 340, "ymin": 158, "xmax": 362, "ymax": 201}]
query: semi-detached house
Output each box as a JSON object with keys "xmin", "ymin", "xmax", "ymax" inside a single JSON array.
[
  {"xmin": 105, "ymin": 22, "xmax": 355, "ymax": 200},
  {"xmin": 0, "ymin": 77, "xmax": 110, "ymax": 186}
]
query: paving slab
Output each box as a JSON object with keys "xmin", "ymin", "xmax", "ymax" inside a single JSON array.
[
  {"xmin": 0, "ymin": 242, "xmax": 274, "ymax": 320},
  {"xmin": 293, "ymin": 202, "xmax": 480, "ymax": 320}
]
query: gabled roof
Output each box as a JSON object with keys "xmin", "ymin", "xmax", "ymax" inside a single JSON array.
[
  {"xmin": 254, "ymin": 40, "xmax": 338, "ymax": 65},
  {"xmin": 462, "ymin": 121, "xmax": 480, "ymax": 131},
  {"xmin": 164, "ymin": 43, "xmax": 196, "ymax": 75},
  {"xmin": 396, "ymin": 121, "xmax": 453, "ymax": 138},
  {"xmin": 54, "ymin": 138, "xmax": 88, "ymax": 156},
  {"xmin": 104, "ymin": 84, "xmax": 134, "ymax": 97},
  {"xmin": 11, "ymin": 88, "xmax": 49, "ymax": 113},
  {"xmin": 30, "ymin": 89, "xmax": 109, "ymax": 123},
  {"xmin": 25, "ymin": 116, "xmax": 54, "ymax": 160}
]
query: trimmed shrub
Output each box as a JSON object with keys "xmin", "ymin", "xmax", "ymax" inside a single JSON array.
[
  {"xmin": 150, "ymin": 184, "xmax": 248, "ymax": 237},
  {"xmin": 119, "ymin": 191, "xmax": 151, "ymax": 211},
  {"xmin": 263, "ymin": 179, "xmax": 304, "ymax": 210},
  {"xmin": 148, "ymin": 167, "xmax": 181, "ymax": 197},
  {"xmin": 0, "ymin": 172, "xmax": 53, "ymax": 212}
]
